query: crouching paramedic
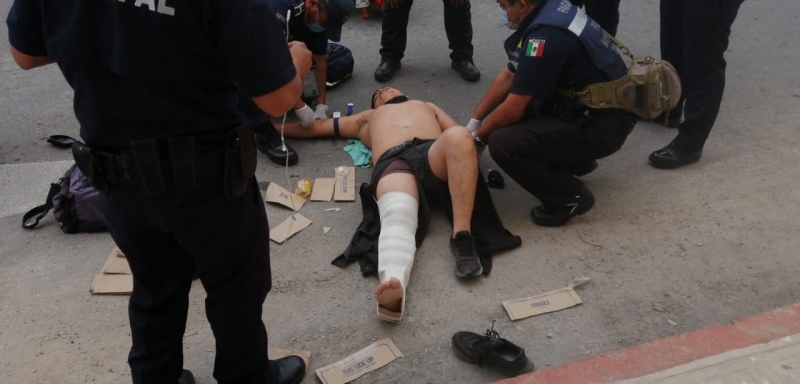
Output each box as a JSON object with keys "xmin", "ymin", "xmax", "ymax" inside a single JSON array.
[
  {"xmin": 7, "ymin": 0, "xmax": 313, "ymax": 382},
  {"xmin": 281, "ymin": 87, "xmax": 521, "ymax": 323}
]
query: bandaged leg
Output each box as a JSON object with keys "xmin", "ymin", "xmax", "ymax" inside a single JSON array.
[{"xmin": 375, "ymin": 191, "xmax": 418, "ymax": 323}]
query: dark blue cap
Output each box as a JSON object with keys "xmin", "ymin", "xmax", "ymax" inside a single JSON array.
[{"xmin": 323, "ymin": 0, "xmax": 355, "ymax": 42}]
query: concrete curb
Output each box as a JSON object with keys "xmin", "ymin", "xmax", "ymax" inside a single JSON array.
[{"xmin": 494, "ymin": 303, "xmax": 800, "ymax": 384}]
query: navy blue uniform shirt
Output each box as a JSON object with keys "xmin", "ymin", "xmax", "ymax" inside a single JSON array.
[
  {"xmin": 504, "ymin": 3, "xmax": 609, "ymax": 114},
  {"xmin": 7, "ymin": 0, "xmax": 297, "ymax": 148}
]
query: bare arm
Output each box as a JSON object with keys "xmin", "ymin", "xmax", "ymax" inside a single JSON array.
[
  {"xmin": 281, "ymin": 109, "xmax": 374, "ymax": 140},
  {"xmin": 471, "ymin": 67, "xmax": 515, "ymax": 121},
  {"xmin": 476, "ymin": 93, "xmax": 533, "ymax": 142},
  {"xmin": 10, "ymin": 47, "xmax": 55, "ymax": 70},
  {"xmin": 252, "ymin": 41, "xmax": 312, "ymax": 116},
  {"xmin": 426, "ymin": 103, "xmax": 460, "ymax": 132}
]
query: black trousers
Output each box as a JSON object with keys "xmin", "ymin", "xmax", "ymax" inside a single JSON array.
[
  {"xmin": 379, "ymin": 0, "xmax": 474, "ymax": 62},
  {"xmin": 660, "ymin": 0, "xmax": 744, "ymax": 150},
  {"xmin": 570, "ymin": 0, "xmax": 621, "ymax": 36},
  {"xmin": 489, "ymin": 114, "xmax": 635, "ymax": 206},
  {"xmin": 101, "ymin": 176, "xmax": 271, "ymax": 384}
]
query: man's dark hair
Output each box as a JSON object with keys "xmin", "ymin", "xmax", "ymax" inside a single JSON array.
[{"xmin": 370, "ymin": 88, "xmax": 380, "ymax": 109}]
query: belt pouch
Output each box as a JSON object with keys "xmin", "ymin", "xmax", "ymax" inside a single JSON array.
[
  {"xmin": 131, "ymin": 139, "xmax": 166, "ymax": 196},
  {"xmin": 71, "ymin": 142, "xmax": 109, "ymax": 191},
  {"xmin": 224, "ymin": 125, "xmax": 257, "ymax": 199},
  {"xmin": 168, "ymin": 137, "xmax": 197, "ymax": 192}
]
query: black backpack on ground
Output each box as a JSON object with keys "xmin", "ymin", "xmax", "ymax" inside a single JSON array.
[
  {"xmin": 22, "ymin": 163, "xmax": 107, "ymax": 233},
  {"xmin": 326, "ymin": 43, "xmax": 354, "ymax": 88}
]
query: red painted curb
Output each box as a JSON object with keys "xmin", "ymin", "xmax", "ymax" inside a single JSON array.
[{"xmin": 496, "ymin": 303, "xmax": 800, "ymax": 384}]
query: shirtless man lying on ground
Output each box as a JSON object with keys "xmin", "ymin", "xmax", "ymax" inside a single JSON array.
[{"xmin": 281, "ymin": 87, "xmax": 519, "ymax": 322}]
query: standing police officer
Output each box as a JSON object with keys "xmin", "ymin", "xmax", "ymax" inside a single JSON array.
[
  {"xmin": 243, "ymin": 0, "xmax": 355, "ymax": 166},
  {"xmin": 467, "ymin": 0, "xmax": 637, "ymax": 227},
  {"xmin": 8, "ymin": 0, "xmax": 312, "ymax": 383},
  {"xmin": 648, "ymin": 0, "xmax": 744, "ymax": 169}
]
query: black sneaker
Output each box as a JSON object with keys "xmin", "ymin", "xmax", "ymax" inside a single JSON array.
[
  {"xmin": 530, "ymin": 188, "xmax": 595, "ymax": 227},
  {"xmin": 177, "ymin": 369, "xmax": 195, "ymax": 384},
  {"xmin": 449, "ymin": 231, "xmax": 483, "ymax": 277},
  {"xmin": 452, "ymin": 322, "xmax": 535, "ymax": 377}
]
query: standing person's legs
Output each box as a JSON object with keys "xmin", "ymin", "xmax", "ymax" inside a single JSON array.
[
  {"xmin": 376, "ymin": 0, "xmax": 413, "ymax": 80},
  {"xmin": 444, "ymin": 0, "xmax": 480, "ymax": 81},
  {"xmin": 102, "ymin": 190, "xmax": 195, "ymax": 384},
  {"xmin": 374, "ymin": 171, "xmax": 419, "ymax": 323},
  {"xmin": 650, "ymin": 0, "xmax": 743, "ymax": 168},
  {"xmin": 583, "ymin": 0, "xmax": 621, "ymax": 36}
]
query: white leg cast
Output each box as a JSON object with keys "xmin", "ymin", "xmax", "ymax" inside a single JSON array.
[{"xmin": 376, "ymin": 191, "xmax": 418, "ymax": 323}]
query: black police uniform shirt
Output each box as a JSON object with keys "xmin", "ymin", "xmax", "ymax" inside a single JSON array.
[
  {"xmin": 6, "ymin": 0, "xmax": 297, "ymax": 149},
  {"xmin": 268, "ymin": 0, "xmax": 328, "ymax": 56},
  {"xmin": 504, "ymin": 3, "xmax": 610, "ymax": 115}
]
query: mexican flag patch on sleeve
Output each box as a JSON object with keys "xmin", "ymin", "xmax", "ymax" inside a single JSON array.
[{"xmin": 526, "ymin": 38, "xmax": 546, "ymax": 57}]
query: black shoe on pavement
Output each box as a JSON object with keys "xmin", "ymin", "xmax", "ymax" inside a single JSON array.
[
  {"xmin": 649, "ymin": 141, "xmax": 702, "ymax": 169},
  {"xmin": 531, "ymin": 189, "xmax": 595, "ymax": 227},
  {"xmin": 268, "ymin": 355, "xmax": 306, "ymax": 384},
  {"xmin": 452, "ymin": 322, "xmax": 535, "ymax": 377},
  {"xmin": 451, "ymin": 59, "xmax": 481, "ymax": 82},
  {"xmin": 177, "ymin": 369, "xmax": 195, "ymax": 384},
  {"xmin": 374, "ymin": 60, "xmax": 401, "ymax": 82},
  {"xmin": 449, "ymin": 231, "xmax": 483, "ymax": 278},
  {"xmin": 256, "ymin": 132, "xmax": 299, "ymax": 166}
]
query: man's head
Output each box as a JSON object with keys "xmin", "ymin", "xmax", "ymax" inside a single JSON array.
[
  {"xmin": 371, "ymin": 87, "xmax": 408, "ymax": 109},
  {"xmin": 497, "ymin": 0, "xmax": 541, "ymax": 28},
  {"xmin": 320, "ymin": 0, "xmax": 355, "ymax": 42}
]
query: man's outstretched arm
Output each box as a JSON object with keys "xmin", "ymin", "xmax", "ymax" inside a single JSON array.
[{"xmin": 280, "ymin": 109, "xmax": 374, "ymax": 140}]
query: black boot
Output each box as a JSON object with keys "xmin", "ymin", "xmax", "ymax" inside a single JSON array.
[
  {"xmin": 530, "ymin": 188, "xmax": 595, "ymax": 227},
  {"xmin": 374, "ymin": 60, "xmax": 401, "ymax": 82},
  {"xmin": 177, "ymin": 369, "xmax": 195, "ymax": 384},
  {"xmin": 255, "ymin": 122, "xmax": 299, "ymax": 166},
  {"xmin": 451, "ymin": 59, "xmax": 481, "ymax": 82},
  {"xmin": 649, "ymin": 140, "xmax": 702, "ymax": 169},
  {"xmin": 268, "ymin": 355, "xmax": 306, "ymax": 384}
]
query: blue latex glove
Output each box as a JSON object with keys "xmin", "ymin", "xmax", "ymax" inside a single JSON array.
[{"xmin": 343, "ymin": 139, "xmax": 373, "ymax": 168}]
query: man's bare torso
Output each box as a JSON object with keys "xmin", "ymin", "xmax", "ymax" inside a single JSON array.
[{"xmin": 360, "ymin": 100, "xmax": 445, "ymax": 163}]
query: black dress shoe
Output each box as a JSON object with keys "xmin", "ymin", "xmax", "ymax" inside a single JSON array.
[
  {"xmin": 649, "ymin": 142, "xmax": 702, "ymax": 169},
  {"xmin": 177, "ymin": 369, "xmax": 195, "ymax": 384},
  {"xmin": 450, "ymin": 231, "xmax": 483, "ymax": 277},
  {"xmin": 256, "ymin": 132, "xmax": 299, "ymax": 166},
  {"xmin": 452, "ymin": 323, "xmax": 534, "ymax": 377},
  {"xmin": 268, "ymin": 355, "xmax": 306, "ymax": 384},
  {"xmin": 374, "ymin": 60, "xmax": 401, "ymax": 82},
  {"xmin": 451, "ymin": 59, "xmax": 481, "ymax": 82},
  {"xmin": 531, "ymin": 188, "xmax": 595, "ymax": 227}
]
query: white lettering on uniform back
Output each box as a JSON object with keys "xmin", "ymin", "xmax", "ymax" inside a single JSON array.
[
  {"xmin": 158, "ymin": 0, "xmax": 175, "ymax": 16},
  {"xmin": 134, "ymin": 0, "xmax": 156, "ymax": 11}
]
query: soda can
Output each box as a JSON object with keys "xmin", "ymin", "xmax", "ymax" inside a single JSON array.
[{"xmin": 347, "ymin": 103, "xmax": 354, "ymax": 116}]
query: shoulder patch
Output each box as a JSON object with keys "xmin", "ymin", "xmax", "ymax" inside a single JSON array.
[{"xmin": 525, "ymin": 38, "xmax": 546, "ymax": 57}]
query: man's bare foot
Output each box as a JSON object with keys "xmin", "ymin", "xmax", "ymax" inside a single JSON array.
[{"xmin": 375, "ymin": 277, "xmax": 404, "ymax": 313}]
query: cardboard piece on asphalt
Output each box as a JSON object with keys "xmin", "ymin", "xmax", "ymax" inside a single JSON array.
[
  {"xmin": 265, "ymin": 182, "xmax": 307, "ymax": 211},
  {"xmin": 310, "ymin": 178, "xmax": 335, "ymax": 201},
  {"xmin": 268, "ymin": 347, "xmax": 311, "ymax": 373},
  {"xmin": 315, "ymin": 338, "xmax": 403, "ymax": 384},
  {"xmin": 502, "ymin": 277, "xmax": 591, "ymax": 321},
  {"xmin": 333, "ymin": 166, "xmax": 356, "ymax": 201},
  {"xmin": 269, "ymin": 213, "xmax": 312, "ymax": 244},
  {"xmin": 323, "ymin": 227, "xmax": 332, "ymax": 234},
  {"xmin": 90, "ymin": 273, "xmax": 133, "ymax": 295},
  {"xmin": 102, "ymin": 248, "xmax": 132, "ymax": 275}
]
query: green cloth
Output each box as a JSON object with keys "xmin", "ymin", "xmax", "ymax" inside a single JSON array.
[{"xmin": 343, "ymin": 139, "xmax": 373, "ymax": 168}]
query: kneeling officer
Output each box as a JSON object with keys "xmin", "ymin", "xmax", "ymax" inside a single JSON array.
[
  {"xmin": 8, "ymin": 0, "xmax": 312, "ymax": 382},
  {"xmin": 467, "ymin": 0, "xmax": 637, "ymax": 227}
]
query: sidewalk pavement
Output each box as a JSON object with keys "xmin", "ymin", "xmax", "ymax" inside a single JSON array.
[{"xmin": 496, "ymin": 303, "xmax": 800, "ymax": 384}]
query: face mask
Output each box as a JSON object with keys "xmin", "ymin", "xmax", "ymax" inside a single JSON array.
[{"xmin": 499, "ymin": 6, "xmax": 519, "ymax": 30}]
